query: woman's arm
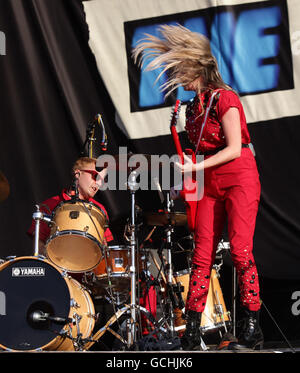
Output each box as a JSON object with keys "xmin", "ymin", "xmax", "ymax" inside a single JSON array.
[{"xmin": 176, "ymin": 107, "xmax": 242, "ymax": 173}]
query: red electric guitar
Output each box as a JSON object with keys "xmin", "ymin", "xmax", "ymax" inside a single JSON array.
[{"xmin": 170, "ymin": 99, "xmax": 198, "ymax": 232}]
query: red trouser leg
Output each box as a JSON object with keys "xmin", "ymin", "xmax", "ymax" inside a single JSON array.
[
  {"xmin": 185, "ymin": 150, "xmax": 261, "ymax": 313},
  {"xmin": 225, "ymin": 175, "xmax": 261, "ymax": 311},
  {"xmin": 185, "ymin": 195, "xmax": 226, "ymax": 313}
]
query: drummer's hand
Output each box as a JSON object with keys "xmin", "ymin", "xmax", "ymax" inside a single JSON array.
[{"xmin": 170, "ymin": 186, "xmax": 181, "ymax": 200}]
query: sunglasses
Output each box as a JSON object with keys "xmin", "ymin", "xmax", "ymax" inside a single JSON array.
[{"xmin": 79, "ymin": 169, "xmax": 98, "ymax": 181}]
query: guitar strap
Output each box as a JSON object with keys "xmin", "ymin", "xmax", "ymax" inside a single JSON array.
[{"xmin": 195, "ymin": 89, "xmax": 221, "ymax": 154}]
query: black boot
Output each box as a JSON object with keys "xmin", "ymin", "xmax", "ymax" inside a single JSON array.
[
  {"xmin": 230, "ymin": 309, "xmax": 264, "ymax": 350},
  {"xmin": 180, "ymin": 310, "xmax": 202, "ymax": 351}
]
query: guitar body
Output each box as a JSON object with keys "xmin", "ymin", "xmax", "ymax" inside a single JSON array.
[
  {"xmin": 170, "ymin": 101, "xmax": 198, "ymax": 232},
  {"xmin": 179, "ymin": 149, "xmax": 198, "ymax": 232}
]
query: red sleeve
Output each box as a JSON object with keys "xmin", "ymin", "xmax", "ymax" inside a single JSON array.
[
  {"xmin": 104, "ymin": 227, "xmax": 114, "ymax": 242},
  {"xmin": 216, "ymin": 90, "xmax": 241, "ymax": 122},
  {"xmin": 91, "ymin": 199, "xmax": 114, "ymax": 242}
]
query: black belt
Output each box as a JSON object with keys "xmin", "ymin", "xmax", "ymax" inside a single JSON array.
[{"xmin": 198, "ymin": 143, "xmax": 250, "ymax": 156}]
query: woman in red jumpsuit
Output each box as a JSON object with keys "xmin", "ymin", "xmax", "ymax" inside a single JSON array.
[{"xmin": 133, "ymin": 24, "xmax": 263, "ymax": 350}]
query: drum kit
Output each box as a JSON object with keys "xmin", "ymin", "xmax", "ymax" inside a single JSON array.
[{"xmin": 0, "ymin": 161, "xmax": 232, "ymax": 352}]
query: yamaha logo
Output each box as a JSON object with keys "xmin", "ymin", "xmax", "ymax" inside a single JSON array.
[{"xmin": 12, "ymin": 267, "xmax": 45, "ymax": 277}]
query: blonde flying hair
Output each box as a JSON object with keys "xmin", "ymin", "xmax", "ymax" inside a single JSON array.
[{"xmin": 132, "ymin": 24, "xmax": 231, "ymax": 98}]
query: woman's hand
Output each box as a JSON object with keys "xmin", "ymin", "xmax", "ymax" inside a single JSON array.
[{"xmin": 174, "ymin": 153, "xmax": 198, "ymax": 173}]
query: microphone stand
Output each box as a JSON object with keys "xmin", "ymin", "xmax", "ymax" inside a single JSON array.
[
  {"xmin": 164, "ymin": 192, "xmax": 177, "ymax": 336},
  {"xmin": 127, "ymin": 170, "xmax": 139, "ymax": 347},
  {"xmin": 81, "ymin": 121, "xmax": 96, "ymax": 158},
  {"xmin": 80, "ymin": 114, "xmax": 107, "ymax": 158}
]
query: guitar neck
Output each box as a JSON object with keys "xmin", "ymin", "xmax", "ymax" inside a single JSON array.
[
  {"xmin": 170, "ymin": 99, "xmax": 184, "ymax": 162},
  {"xmin": 170, "ymin": 125, "xmax": 184, "ymax": 162}
]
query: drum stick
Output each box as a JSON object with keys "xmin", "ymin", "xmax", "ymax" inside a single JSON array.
[{"xmin": 140, "ymin": 226, "xmax": 156, "ymax": 249}]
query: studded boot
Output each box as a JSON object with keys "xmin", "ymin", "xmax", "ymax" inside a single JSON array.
[
  {"xmin": 180, "ymin": 310, "xmax": 202, "ymax": 350},
  {"xmin": 231, "ymin": 309, "xmax": 264, "ymax": 350}
]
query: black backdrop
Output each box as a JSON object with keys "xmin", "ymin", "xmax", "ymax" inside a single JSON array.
[{"xmin": 0, "ymin": 0, "xmax": 300, "ymax": 345}]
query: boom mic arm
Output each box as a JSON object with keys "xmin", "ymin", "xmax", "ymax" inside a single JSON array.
[{"xmin": 96, "ymin": 114, "xmax": 108, "ymax": 152}]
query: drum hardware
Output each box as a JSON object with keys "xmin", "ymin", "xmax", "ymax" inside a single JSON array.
[
  {"xmin": 232, "ymin": 266, "xmax": 237, "ymax": 337},
  {"xmin": 126, "ymin": 170, "xmax": 139, "ymax": 346},
  {"xmin": 80, "ymin": 113, "xmax": 107, "ymax": 158},
  {"xmin": 85, "ymin": 302, "xmax": 168, "ymax": 351},
  {"xmin": 90, "ymin": 170, "xmax": 163, "ymax": 348},
  {"xmin": 32, "ymin": 204, "xmax": 53, "ymax": 257},
  {"xmin": 5, "ymin": 255, "xmax": 17, "ymax": 261},
  {"xmin": 214, "ymin": 291, "xmax": 228, "ymax": 335},
  {"xmin": 148, "ymin": 193, "xmax": 189, "ymax": 337},
  {"xmin": 70, "ymin": 298, "xmax": 80, "ymax": 309},
  {"xmin": 217, "ymin": 240, "xmax": 237, "ymax": 336},
  {"xmin": 84, "ymin": 305, "xmax": 130, "ymax": 350}
]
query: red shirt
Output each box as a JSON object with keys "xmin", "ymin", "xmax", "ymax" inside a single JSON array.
[
  {"xmin": 27, "ymin": 189, "xmax": 114, "ymax": 243},
  {"xmin": 185, "ymin": 89, "xmax": 250, "ymax": 153}
]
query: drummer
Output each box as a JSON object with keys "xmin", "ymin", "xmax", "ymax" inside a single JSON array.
[{"xmin": 27, "ymin": 157, "xmax": 114, "ymax": 256}]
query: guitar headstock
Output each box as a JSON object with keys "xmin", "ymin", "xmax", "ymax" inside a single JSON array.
[{"xmin": 170, "ymin": 99, "xmax": 181, "ymax": 127}]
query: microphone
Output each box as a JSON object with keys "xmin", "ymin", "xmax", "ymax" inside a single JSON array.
[
  {"xmin": 30, "ymin": 310, "xmax": 72, "ymax": 325},
  {"xmin": 128, "ymin": 170, "xmax": 139, "ymax": 191},
  {"xmin": 70, "ymin": 173, "xmax": 79, "ymax": 201},
  {"xmin": 98, "ymin": 114, "xmax": 108, "ymax": 152}
]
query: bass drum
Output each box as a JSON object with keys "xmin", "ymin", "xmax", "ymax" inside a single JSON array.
[{"xmin": 0, "ymin": 256, "xmax": 95, "ymax": 351}]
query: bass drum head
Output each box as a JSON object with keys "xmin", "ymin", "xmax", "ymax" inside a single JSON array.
[{"xmin": 0, "ymin": 257, "xmax": 71, "ymax": 351}]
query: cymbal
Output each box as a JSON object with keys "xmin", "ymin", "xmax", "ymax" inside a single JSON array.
[
  {"xmin": 144, "ymin": 211, "xmax": 187, "ymax": 227},
  {"xmin": 0, "ymin": 171, "xmax": 10, "ymax": 202}
]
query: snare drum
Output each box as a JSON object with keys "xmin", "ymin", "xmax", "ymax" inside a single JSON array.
[
  {"xmin": 46, "ymin": 200, "xmax": 107, "ymax": 272},
  {"xmin": 0, "ymin": 256, "xmax": 95, "ymax": 351}
]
